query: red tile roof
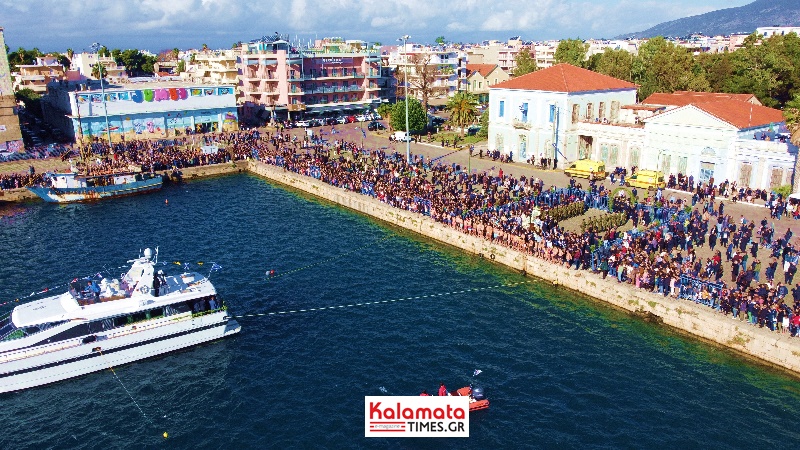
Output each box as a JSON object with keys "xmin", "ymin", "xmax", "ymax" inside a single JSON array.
[
  {"xmin": 466, "ymin": 64, "xmax": 497, "ymax": 78},
  {"xmin": 491, "ymin": 63, "xmax": 637, "ymax": 93},
  {"xmin": 642, "ymin": 91, "xmax": 761, "ymax": 107},
  {"xmin": 691, "ymin": 99, "xmax": 784, "ymax": 129}
]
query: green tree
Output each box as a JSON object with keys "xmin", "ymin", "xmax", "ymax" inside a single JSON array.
[
  {"xmin": 97, "ymin": 46, "xmax": 110, "ymax": 57},
  {"xmin": 390, "ymin": 98, "xmax": 427, "ymax": 133},
  {"xmin": 176, "ymin": 60, "xmax": 186, "ymax": 74},
  {"xmin": 594, "ymin": 48, "xmax": 634, "ymax": 82},
  {"xmin": 66, "ymin": 48, "xmax": 74, "ymax": 60},
  {"xmin": 446, "ymin": 92, "xmax": 478, "ymax": 137},
  {"xmin": 477, "ymin": 108, "xmax": 489, "ymax": 138},
  {"xmin": 15, "ymin": 88, "xmax": 42, "ymax": 118},
  {"xmin": 172, "ymin": 48, "xmax": 180, "ymax": 61},
  {"xmin": 512, "ymin": 49, "xmax": 537, "ymax": 77},
  {"xmin": 7, "ymin": 46, "xmax": 42, "ymax": 72},
  {"xmin": 435, "ymin": 36, "xmax": 446, "ymax": 45},
  {"xmin": 91, "ymin": 62, "xmax": 107, "ymax": 79},
  {"xmin": 633, "ymin": 36, "xmax": 704, "ymax": 100},
  {"xmin": 377, "ymin": 103, "xmax": 393, "ymax": 125},
  {"xmin": 554, "ymin": 39, "xmax": 588, "ymax": 67},
  {"xmin": 727, "ymin": 32, "xmax": 800, "ymax": 107},
  {"xmin": 785, "ymin": 93, "xmax": 800, "ymax": 147}
]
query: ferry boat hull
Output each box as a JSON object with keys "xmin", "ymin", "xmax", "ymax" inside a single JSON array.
[
  {"xmin": 27, "ymin": 176, "xmax": 162, "ymax": 203},
  {"xmin": 0, "ymin": 248, "xmax": 240, "ymax": 393},
  {"xmin": 0, "ymin": 312, "xmax": 240, "ymax": 393}
]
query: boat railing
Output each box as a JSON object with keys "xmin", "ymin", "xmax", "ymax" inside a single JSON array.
[{"xmin": 191, "ymin": 305, "xmax": 227, "ymax": 319}]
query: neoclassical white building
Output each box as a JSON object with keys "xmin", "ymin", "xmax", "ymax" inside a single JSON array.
[
  {"xmin": 488, "ymin": 65, "xmax": 798, "ymax": 190},
  {"xmin": 488, "ymin": 63, "xmax": 638, "ymax": 166}
]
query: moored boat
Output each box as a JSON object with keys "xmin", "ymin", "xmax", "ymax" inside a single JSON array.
[
  {"xmin": 27, "ymin": 170, "xmax": 162, "ymax": 203},
  {"xmin": 0, "ymin": 248, "xmax": 240, "ymax": 393}
]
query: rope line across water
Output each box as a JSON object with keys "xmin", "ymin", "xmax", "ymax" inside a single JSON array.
[
  {"xmin": 233, "ymin": 280, "xmax": 533, "ymax": 318},
  {"xmin": 266, "ymin": 235, "xmax": 393, "ymax": 281}
]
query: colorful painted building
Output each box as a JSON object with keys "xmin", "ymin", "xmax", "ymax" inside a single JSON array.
[{"xmin": 42, "ymin": 79, "xmax": 238, "ymax": 143}]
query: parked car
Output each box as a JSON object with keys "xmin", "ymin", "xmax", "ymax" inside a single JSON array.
[
  {"xmin": 345, "ymin": 115, "xmax": 357, "ymax": 123},
  {"xmin": 294, "ymin": 119, "xmax": 312, "ymax": 127},
  {"xmin": 356, "ymin": 114, "xmax": 370, "ymax": 122},
  {"xmin": 370, "ymin": 113, "xmax": 382, "ymax": 120},
  {"xmin": 367, "ymin": 121, "xmax": 386, "ymax": 131},
  {"xmin": 324, "ymin": 117, "xmax": 338, "ymax": 126},
  {"xmin": 336, "ymin": 116, "xmax": 348, "ymax": 124}
]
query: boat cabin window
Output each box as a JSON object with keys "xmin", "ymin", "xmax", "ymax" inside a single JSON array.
[
  {"xmin": 1, "ymin": 318, "xmax": 68, "ymax": 342},
  {"xmin": 41, "ymin": 323, "xmax": 91, "ymax": 344}
]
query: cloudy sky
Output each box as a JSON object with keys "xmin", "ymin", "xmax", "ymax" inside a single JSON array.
[{"xmin": 1, "ymin": 0, "xmax": 752, "ymax": 53}]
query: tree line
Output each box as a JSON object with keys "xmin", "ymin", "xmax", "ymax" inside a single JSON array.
[
  {"xmin": 6, "ymin": 45, "xmax": 158, "ymax": 78},
  {"xmin": 512, "ymin": 32, "xmax": 800, "ymax": 109}
]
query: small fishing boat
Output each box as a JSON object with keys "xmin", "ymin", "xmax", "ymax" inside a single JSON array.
[{"xmin": 27, "ymin": 170, "xmax": 162, "ymax": 203}]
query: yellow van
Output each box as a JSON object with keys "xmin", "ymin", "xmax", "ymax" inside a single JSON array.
[
  {"xmin": 625, "ymin": 170, "xmax": 666, "ymax": 189},
  {"xmin": 563, "ymin": 160, "xmax": 607, "ymax": 181}
]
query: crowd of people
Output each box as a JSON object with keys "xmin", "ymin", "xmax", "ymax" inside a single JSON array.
[{"xmin": 4, "ymin": 129, "xmax": 800, "ymax": 337}]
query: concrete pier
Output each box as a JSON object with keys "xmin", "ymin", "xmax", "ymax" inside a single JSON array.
[{"xmin": 246, "ymin": 160, "xmax": 800, "ymax": 376}]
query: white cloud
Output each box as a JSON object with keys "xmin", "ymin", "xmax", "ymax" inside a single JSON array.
[{"xmin": 0, "ymin": 0, "xmax": 753, "ymax": 51}]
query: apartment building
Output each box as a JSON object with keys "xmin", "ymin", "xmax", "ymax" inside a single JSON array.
[
  {"xmin": 183, "ymin": 49, "xmax": 238, "ymax": 85},
  {"xmin": 388, "ymin": 42, "xmax": 467, "ymax": 100},
  {"xmin": 13, "ymin": 56, "xmax": 66, "ymax": 94},
  {"xmin": 237, "ymin": 38, "xmax": 387, "ymax": 124},
  {"xmin": 70, "ymin": 52, "xmax": 127, "ymax": 81}
]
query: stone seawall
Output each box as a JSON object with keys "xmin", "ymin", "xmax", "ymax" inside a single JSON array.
[
  {"xmin": 0, "ymin": 161, "xmax": 249, "ymax": 202},
  {"xmin": 247, "ymin": 160, "xmax": 800, "ymax": 376}
]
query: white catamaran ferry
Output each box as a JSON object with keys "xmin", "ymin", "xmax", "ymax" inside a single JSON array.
[{"xmin": 0, "ymin": 249, "xmax": 241, "ymax": 393}]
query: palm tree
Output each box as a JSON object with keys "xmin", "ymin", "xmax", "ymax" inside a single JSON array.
[
  {"xmin": 91, "ymin": 62, "xmax": 107, "ymax": 79},
  {"xmin": 172, "ymin": 48, "xmax": 180, "ymax": 62},
  {"xmin": 446, "ymin": 92, "xmax": 478, "ymax": 137},
  {"xmin": 201, "ymin": 43, "xmax": 208, "ymax": 53},
  {"xmin": 66, "ymin": 48, "xmax": 74, "ymax": 60}
]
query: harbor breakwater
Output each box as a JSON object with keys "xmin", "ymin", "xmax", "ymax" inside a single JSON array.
[{"xmin": 246, "ymin": 160, "xmax": 800, "ymax": 376}]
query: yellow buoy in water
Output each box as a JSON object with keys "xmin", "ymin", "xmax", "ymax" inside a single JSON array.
[{"xmin": 163, "ymin": 432, "xmax": 168, "ymax": 439}]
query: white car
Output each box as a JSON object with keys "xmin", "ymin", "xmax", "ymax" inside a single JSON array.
[
  {"xmin": 295, "ymin": 120, "xmax": 311, "ymax": 127},
  {"xmin": 392, "ymin": 131, "xmax": 412, "ymax": 142},
  {"xmin": 356, "ymin": 114, "xmax": 370, "ymax": 122}
]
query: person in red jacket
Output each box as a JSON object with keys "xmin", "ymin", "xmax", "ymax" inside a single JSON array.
[
  {"xmin": 420, "ymin": 390, "xmax": 430, "ymax": 396},
  {"xmin": 438, "ymin": 383, "xmax": 448, "ymax": 396}
]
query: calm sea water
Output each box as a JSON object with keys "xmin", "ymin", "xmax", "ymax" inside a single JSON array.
[{"xmin": 1, "ymin": 174, "xmax": 799, "ymax": 449}]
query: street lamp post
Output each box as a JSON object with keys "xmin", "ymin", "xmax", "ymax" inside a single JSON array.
[{"xmin": 399, "ymin": 35, "xmax": 411, "ymax": 164}]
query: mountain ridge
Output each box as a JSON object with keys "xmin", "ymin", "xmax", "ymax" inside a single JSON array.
[{"xmin": 616, "ymin": 0, "xmax": 800, "ymax": 39}]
